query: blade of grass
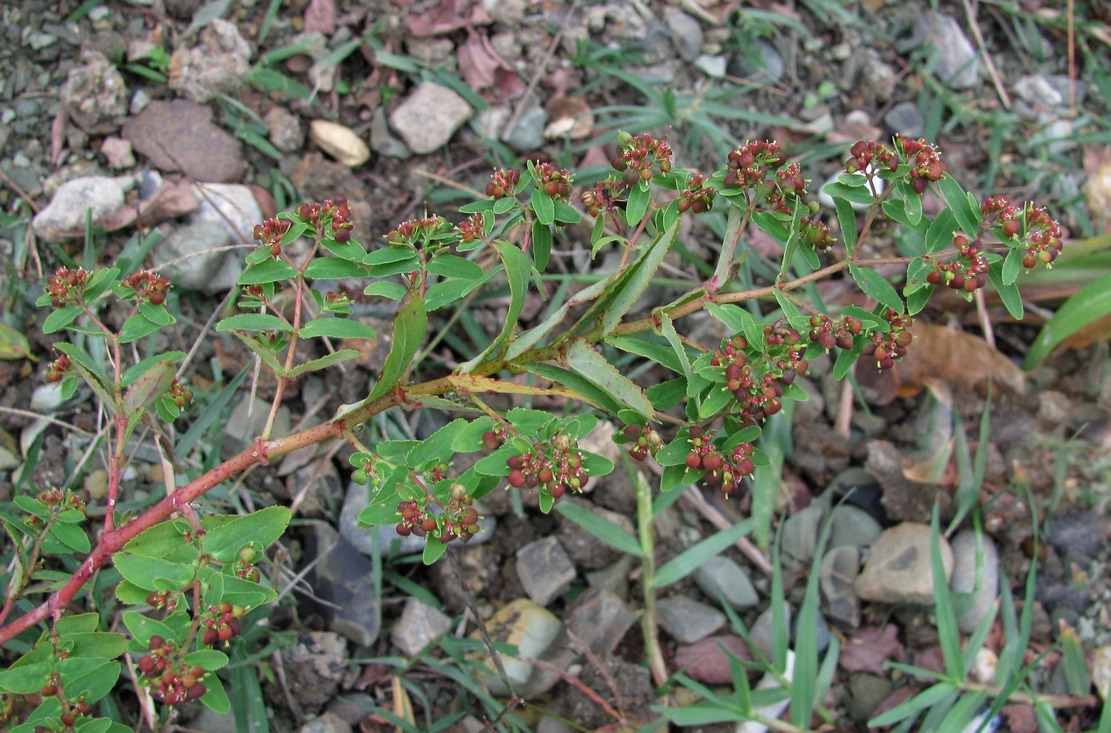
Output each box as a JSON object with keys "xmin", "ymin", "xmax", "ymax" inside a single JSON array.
[
  {"xmin": 652, "ymin": 519, "xmax": 753, "ymax": 588},
  {"xmin": 931, "ymin": 505, "xmax": 965, "ymax": 681},
  {"xmin": 555, "ymin": 500, "xmax": 642, "ymax": 556}
]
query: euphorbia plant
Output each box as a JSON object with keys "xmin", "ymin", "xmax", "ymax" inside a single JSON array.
[{"xmin": 0, "ymin": 131, "xmax": 1064, "ymax": 730}]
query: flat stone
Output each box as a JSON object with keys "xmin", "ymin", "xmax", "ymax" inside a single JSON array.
[
  {"xmin": 389, "ymin": 81, "xmax": 472, "ymax": 155},
  {"xmin": 925, "ymin": 13, "xmax": 980, "ymax": 89},
  {"xmin": 565, "ymin": 589, "xmax": 637, "ymax": 657},
  {"xmin": 885, "ymin": 101, "xmax": 925, "ymax": 138},
  {"xmin": 310, "ymin": 120, "xmax": 370, "ymax": 168},
  {"xmin": 665, "ymin": 9, "xmax": 703, "ymax": 62},
  {"xmin": 692, "ymin": 555, "xmax": 759, "ymax": 610},
  {"xmin": 122, "ymin": 100, "xmax": 244, "ymax": 182},
  {"xmin": 782, "ymin": 505, "xmax": 824, "ymax": 563},
  {"xmin": 821, "ymin": 545, "xmax": 861, "ymax": 630},
  {"xmin": 190, "ymin": 183, "xmax": 262, "ymax": 244},
  {"xmin": 855, "ymin": 523, "xmax": 953, "ymax": 605},
  {"xmin": 517, "ymin": 536, "xmax": 576, "ymax": 606},
  {"xmin": 32, "ymin": 176, "xmax": 126, "ymax": 240},
  {"xmin": 476, "ymin": 599, "xmax": 562, "ymax": 695},
  {"xmin": 829, "ymin": 505, "xmax": 883, "ymax": 550},
  {"xmin": 153, "ymin": 220, "xmax": 235, "ymax": 294},
  {"xmin": 656, "ymin": 597, "xmax": 726, "ymax": 644},
  {"xmin": 674, "ymin": 635, "xmax": 752, "ymax": 685},
  {"xmin": 950, "ymin": 530, "xmax": 1000, "ymax": 633},
  {"xmin": 279, "ymin": 631, "xmax": 348, "ymax": 710},
  {"xmin": 264, "ymin": 106, "xmax": 305, "ymax": 153},
  {"xmin": 301, "ymin": 522, "xmax": 380, "ymax": 647},
  {"xmin": 299, "ymin": 712, "xmax": 352, "ymax": 733},
  {"xmin": 391, "ymin": 598, "xmax": 452, "ymax": 656}
]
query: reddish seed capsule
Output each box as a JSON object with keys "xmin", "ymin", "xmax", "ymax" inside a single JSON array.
[
  {"xmin": 150, "ymin": 636, "xmax": 164, "ymax": 651},
  {"xmin": 538, "ymin": 468, "xmax": 554, "ymax": 484},
  {"xmin": 545, "ymin": 182, "xmax": 560, "ymax": 197},
  {"xmin": 549, "ymin": 484, "xmax": 566, "ymax": 500},
  {"xmin": 1022, "ymin": 254, "xmax": 1037, "ymax": 269},
  {"xmin": 926, "ymin": 269, "xmax": 942, "ymax": 285},
  {"xmin": 703, "ymin": 453, "xmax": 722, "ymax": 472},
  {"xmin": 508, "ymin": 469, "xmax": 526, "ymax": 488},
  {"xmin": 150, "ymin": 291, "xmax": 165, "ymax": 305},
  {"xmin": 333, "ymin": 229, "xmax": 351, "ymax": 243},
  {"xmin": 686, "ymin": 452, "xmax": 702, "ymax": 469}
]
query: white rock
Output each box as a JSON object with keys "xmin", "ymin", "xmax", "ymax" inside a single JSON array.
[
  {"xmin": 310, "ymin": 120, "xmax": 370, "ymax": 168},
  {"xmin": 950, "ymin": 529, "xmax": 1000, "ymax": 633},
  {"xmin": 854, "ymin": 523, "xmax": 953, "ymax": 605},
  {"xmin": 389, "ymin": 82, "xmax": 473, "ymax": 155},
  {"xmin": 32, "ymin": 176, "xmax": 126, "ymax": 240},
  {"xmin": 190, "ymin": 183, "xmax": 262, "ymax": 243}
]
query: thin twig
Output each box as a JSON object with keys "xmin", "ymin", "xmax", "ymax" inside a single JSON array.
[
  {"xmin": 962, "ymin": 0, "xmax": 1012, "ymax": 109},
  {"xmin": 0, "ymin": 166, "xmax": 42, "ymax": 214},
  {"xmin": 516, "ymin": 654, "xmax": 624, "ymax": 722},
  {"xmin": 678, "ymin": 485, "xmax": 774, "ymax": 576},
  {"xmin": 974, "ymin": 288, "xmax": 996, "ymax": 349}
]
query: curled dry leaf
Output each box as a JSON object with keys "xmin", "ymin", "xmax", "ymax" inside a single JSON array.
[
  {"xmin": 543, "ymin": 95, "xmax": 594, "ymax": 140},
  {"xmin": 405, "ymin": 0, "xmax": 491, "ymax": 37}
]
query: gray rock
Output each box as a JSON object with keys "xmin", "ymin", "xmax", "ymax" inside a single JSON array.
[
  {"xmin": 820, "ymin": 545, "xmax": 861, "ymax": 630},
  {"xmin": 656, "ymin": 597, "xmax": 726, "ymax": 644},
  {"xmin": 389, "ymin": 82, "xmax": 472, "ymax": 155},
  {"xmin": 190, "ymin": 183, "xmax": 261, "ymax": 244},
  {"xmin": 750, "ymin": 602, "xmax": 790, "ymax": 661},
  {"xmin": 949, "ymin": 530, "xmax": 999, "ymax": 634},
  {"xmin": 829, "ymin": 505, "xmax": 883, "ymax": 550},
  {"xmin": 693, "ymin": 556, "xmax": 759, "ymax": 610},
  {"xmin": 585, "ymin": 554, "xmax": 635, "ymax": 599},
  {"xmin": 517, "ymin": 537, "xmax": 576, "ymax": 606},
  {"xmin": 855, "ymin": 523, "xmax": 954, "ymax": 605},
  {"xmin": 391, "ymin": 598, "xmax": 452, "ymax": 656},
  {"xmin": 782, "ymin": 505, "xmax": 824, "ymax": 563},
  {"xmin": 845, "ymin": 673, "xmax": 894, "ymax": 723},
  {"xmin": 279, "ymin": 631, "xmax": 348, "ymax": 710},
  {"xmin": 60, "ymin": 51, "xmax": 128, "ymax": 133},
  {"xmin": 221, "ymin": 396, "xmax": 291, "ymax": 458},
  {"xmin": 925, "ymin": 14, "xmax": 980, "ymax": 89},
  {"xmin": 325, "ymin": 694, "xmax": 376, "ymax": 727},
  {"xmin": 558, "ymin": 499, "xmax": 633, "ymax": 570},
  {"xmin": 264, "ymin": 106, "xmax": 305, "ymax": 153},
  {"xmin": 505, "ymin": 105, "xmax": 548, "ymax": 152},
  {"xmin": 728, "ymin": 40, "xmax": 784, "ymax": 83},
  {"xmin": 1014, "ymin": 74, "xmax": 1065, "ymax": 110},
  {"xmin": 340, "ymin": 480, "xmax": 420, "ymax": 556},
  {"xmin": 189, "ymin": 706, "xmax": 239, "ymax": 733},
  {"xmin": 369, "ymin": 107, "xmax": 410, "ymax": 159},
  {"xmin": 885, "ymin": 101, "xmax": 925, "ymax": 138},
  {"xmin": 299, "ymin": 713, "xmax": 352, "ymax": 733},
  {"xmin": 169, "ymin": 18, "xmax": 252, "ymax": 103},
  {"xmin": 565, "ymin": 589, "xmax": 637, "ymax": 657},
  {"xmin": 796, "ymin": 610, "xmax": 831, "ymax": 654},
  {"xmin": 122, "ymin": 99, "xmax": 244, "ymax": 182},
  {"xmin": 861, "ymin": 52, "xmax": 897, "ymax": 101},
  {"xmin": 153, "ymin": 220, "xmax": 235, "ymax": 294},
  {"xmin": 32, "ymin": 176, "xmax": 126, "ymax": 240},
  {"xmin": 302, "ymin": 522, "xmax": 380, "ymax": 647},
  {"xmin": 665, "ymin": 9, "xmax": 703, "ymax": 62}
]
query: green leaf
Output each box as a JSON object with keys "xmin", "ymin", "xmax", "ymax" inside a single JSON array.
[
  {"xmin": 303, "ymin": 257, "xmax": 372, "ymax": 280},
  {"xmin": 424, "ymin": 271, "xmax": 495, "ymax": 312},
  {"xmin": 121, "ymin": 611, "xmax": 178, "ymax": 648},
  {"xmin": 201, "ymin": 506, "xmax": 291, "ymax": 563},
  {"xmin": 83, "ymin": 267, "xmax": 120, "ymax": 303},
  {"xmin": 48, "ymin": 522, "xmax": 90, "ymax": 554},
  {"xmin": 287, "ymin": 349, "xmax": 361, "ymax": 378},
  {"xmin": 506, "ymin": 275, "xmax": 611, "ymax": 361},
  {"xmin": 368, "ymin": 289, "xmax": 427, "ymax": 400},
  {"xmin": 238, "ymin": 258, "xmax": 298, "ymax": 285},
  {"xmin": 0, "ymin": 321, "xmax": 32, "ymax": 360},
  {"xmin": 530, "ymin": 188, "xmax": 556, "ymax": 226},
  {"xmin": 1002, "ymin": 246, "xmax": 1024, "ymax": 286},
  {"xmin": 428, "ymin": 255, "xmax": 485, "ymax": 280},
  {"xmin": 938, "ymin": 173, "xmax": 981, "ymax": 236},
  {"xmin": 57, "ymin": 658, "xmax": 120, "ymax": 703},
  {"xmin": 363, "ymin": 281, "xmax": 408, "ymax": 300},
  {"xmin": 118, "ymin": 313, "xmax": 162, "ymax": 344},
  {"xmin": 43, "ymin": 305, "xmax": 83, "ymax": 334},
  {"xmin": 565, "ymin": 339, "xmax": 654, "ymax": 419},
  {"xmin": 532, "ymin": 219, "xmax": 552, "ymax": 271},
  {"xmin": 423, "ymin": 537, "xmax": 448, "ymax": 564},
  {"xmin": 554, "ymin": 201, "xmax": 581, "ymax": 224},
  {"xmin": 625, "ymin": 181, "xmax": 650, "ymax": 227},
  {"xmin": 123, "ymin": 520, "xmax": 193, "ymax": 558},
  {"xmin": 526, "ymin": 363, "xmax": 624, "ymax": 415},
  {"xmin": 217, "ymin": 313, "xmax": 292, "ymax": 332},
  {"xmin": 137, "ymin": 301, "xmax": 174, "ymax": 327},
  {"xmin": 122, "ymin": 351, "xmax": 186, "ymax": 387},
  {"xmin": 925, "ymin": 209, "xmax": 960, "ymax": 253},
  {"xmin": 408, "ymin": 419, "xmax": 468, "ymax": 468},
  {"xmin": 458, "ymin": 240, "xmax": 530, "ymax": 373},
  {"xmin": 848, "ymin": 264, "xmax": 903, "ymax": 312},
  {"xmin": 834, "ymin": 197, "xmax": 858, "ymax": 254},
  {"xmin": 556, "ymin": 501, "xmax": 642, "ymax": 557},
  {"xmin": 987, "ymin": 265, "xmax": 1023, "ymax": 320},
  {"xmin": 596, "ymin": 217, "xmax": 680, "ymax": 336},
  {"xmin": 184, "ymin": 649, "xmax": 230, "ymax": 671},
  {"xmin": 653, "ymin": 520, "xmax": 752, "ymax": 588},
  {"xmin": 823, "ymin": 179, "xmax": 874, "ymax": 206},
  {"xmin": 1023, "ymin": 272, "xmax": 1111, "ymax": 369},
  {"xmin": 607, "ymin": 333, "xmax": 684, "ymax": 373},
  {"xmin": 201, "ymin": 674, "xmax": 232, "ymax": 713},
  {"xmin": 869, "ymin": 681, "xmax": 957, "ymax": 727},
  {"xmin": 113, "ymin": 553, "xmax": 195, "ymax": 591},
  {"xmin": 122, "ymin": 359, "xmax": 175, "ymax": 417},
  {"xmin": 0, "ymin": 662, "xmax": 52, "ymax": 693},
  {"xmin": 298, "ymin": 318, "xmax": 377, "ymax": 340}
]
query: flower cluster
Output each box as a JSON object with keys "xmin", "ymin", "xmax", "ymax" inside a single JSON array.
[
  {"xmin": 1020, "ymin": 203, "xmax": 1065, "ymax": 268},
  {"xmin": 800, "ymin": 216, "xmax": 835, "ymax": 252},
  {"xmin": 45, "ymin": 266, "xmax": 91, "ymax": 308},
  {"xmin": 621, "ymin": 424, "xmax": 663, "ymax": 461},
  {"xmin": 685, "ymin": 426, "xmax": 756, "ymax": 495},
  {"xmin": 846, "ymin": 139, "xmax": 899, "ymax": 176},
  {"xmin": 146, "ymin": 589, "xmax": 177, "ymax": 611},
  {"xmin": 387, "ymin": 214, "xmax": 445, "ymax": 245},
  {"xmin": 612, "ymin": 132, "xmax": 673, "ymax": 186},
  {"xmin": 456, "ymin": 213, "xmax": 486, "ymax": 244},
  {"xmin": 486, "ymin": 167, "xmax": 521, "ymax": 198},
  {"xmin": 808, "ymin": 314, "xmax": 864, "ymax": 351},
  {"xmin": 711, "ymin": 321, "xmax": 808, "ymax": 428},
  {"xmin": 47, "ymin": 353, "xmax": 71, "ymax": 382},
  {"xmin": 136, "ymin": 636, "xmax": 207, "ymax": 706},
  {"xmin": 534, "ymin": 162, "xmax": 573, "ymax": 200},
  {"xmin": 505, "ymin": 433, "xmax": 587, "ymax": 500},
  {"xmin": 862, "ymin": 310, "xmax": 914, "ymax": 370},
  {"xmin": 201, "ymin": 601, "xmax": 246, "ymax": 646},
  {"xmin": 723, "ymin": 140, "xmax": 787, "ymax": 189},
  {"xmin": 581, "ymin": 178, "xmax": 626, "ymax": 218},
  {"xmin": 252, "ymin": 216, "xmax": 293, "ymax": 255},
  {"xmin": 122, "ymin": 270, "xmax": 171, "ymax": 305},
  {"xmin": 298, "ymin": 196, "xmax": 354, "ymax": 243},
  {"xmin": 927, "ymin": 234, "xmax": 988, "ymax": 293},
  {"xmin": 35, "ymin": 487, "xmax": 86, "ymax": 514},
  {"xmin": 894, "ymin": 136, "xmax": 947, "ymax": 193},
  {"xmin": 677, "ymin": 173, "xmax": 716, "ymax": 214},
  {"xmin": 437, "ymin": 484, "xmax": 481, "ymax": 544}
]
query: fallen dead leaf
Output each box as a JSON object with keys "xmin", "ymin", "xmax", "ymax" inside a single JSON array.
[
  {"xmin": 457, "ymin": 32, "xmax": 499, "ymax": 90},
  {"xmin": 405, "ymin": 0, "xmax": 491, "ymax": 37},
  {"xmin": 885, "ymin": 322, "xmax": 1027, "ymax": 399},
  {"xmin": 303, "ymin": 0, "xmax": 336, "ymax": 34},
  {"xmin": 839, "ymin": 624, "xmax": 905, "ymax": 675}
]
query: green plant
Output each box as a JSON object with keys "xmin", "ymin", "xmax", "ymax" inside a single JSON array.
[{"xmin": 0, "ymin": 131, "xmax": 1072, "ymax": 729}]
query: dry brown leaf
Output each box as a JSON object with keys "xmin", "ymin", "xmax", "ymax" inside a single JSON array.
[
  {"xmin": 405, "ymin": 0, "xmax": 490, "ymax": 37},
  {"xmin": 303, "ymin": 0, "xmax": 336, "ymax": 34},
  {"xmin": 839, "ymin": 624, "xmax": 905, "ymax": 675},
  {"xmin": 889, "ymin": 323, "xmax": 1026, "ymax": 398},
  {"xmin": 457, "ymin": 32, "xmax": 499, "ymax": 91}
]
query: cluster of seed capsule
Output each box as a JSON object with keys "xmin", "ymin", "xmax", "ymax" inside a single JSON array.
[
  {"xmin": 200, "ymin": 601, "xmax": 246, "ymax": 647},
  {"xmin": 44, "ymin": 266, "xmax": 91, "ymax": 308},
  {"xmin": 677, "ymin": 173, "xmax": 716, "ymax": 214},
  {"xmin": 136, "ymin": 636, "xmax": 207, "ymax": 706},
  {"xmin": 297, "ymin": 196, "xmax": 353, "ymax": 243},
  {"xmin": 387, "ymin": 214, "xmax": 445, "ymax": 245},
  {"xmin": 486, "ymin": 167, "xmax": 522, "ymax": 198},
  {"xmin": 808, "ymin": 314, "xmax": 865, "ymax": 351},
  {"xmin": 622, "ymin": 424, "xmax": 664, "ymax": 462},
  {"xmin": 534, "ymin": 162, "xmax": 574, "ymax": 200},
  {"xmin": 711, "ymin": 321, "xmax": 808, "ymax": 428},
  {"xmin": 862, "ymin": 310, "xmax": 914, "ymax": 371},
  {"xmin": 252, "ymin": 216, "xmax": 293, "ymax": 254},
  {"xmin": 926, "ymin": 234, "xmax": 989, "ymax": 293},
  {"xmin": 684, "ymin": 426, "xmax": 756, "ymax": 495},
  {"xmin": 503, "ymin": 434, "xmax": 587, "ymax": 500},
  {"xmin": 611, "ymin": 132, "xmax": 674, "ymax": 187},
  {"xmin": 122, "ymin": 270, "xmax": 172, "ymax": 305}
]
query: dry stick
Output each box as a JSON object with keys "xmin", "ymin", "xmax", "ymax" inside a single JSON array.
[
  {"xmin": 834, "ymin": 379, "xmax": 854, "ymax": 440},
  {"xmin": 974, "ymin": 287, "xmax": 996, "ymax": 349},
  {"xmin": 567, "ymin": 630, "xmax": 628, "ymax": 720},
  {"xmin": 515, "ymin": 654, "xmax": 624, "ymax": 723},
  {"xmin": 501, "ymin": 0, "xmax": 580, "ymax": 143},
  {"xmin": 962, "ymin": 0, "xmax": 1012, "ymax": 110}
]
